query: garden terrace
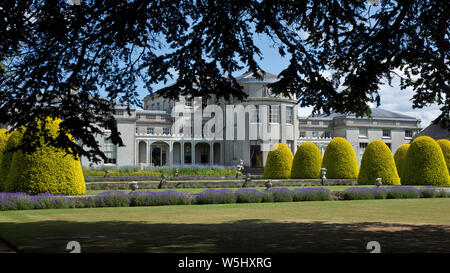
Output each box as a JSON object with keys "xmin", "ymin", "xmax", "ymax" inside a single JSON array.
[
  {"xmin": 84, "ymin": 175, "xmax": 262, "ymax": 182},
  {"xmin": 85, "ymin": 179, "xmax": 358, "ymax": 190}
]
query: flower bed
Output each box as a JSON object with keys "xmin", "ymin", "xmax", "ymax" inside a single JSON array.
[
  {"xmin": 0, "ymin": 187, "xmax": 448, "ymax": 211},
  {"xmin": 0, "ymin": 192, "xmax": 74, "ymax": 210},
  {"xmin": 341, "ymin": 187, "xmax": 448, "ymax": 200},
  {"xmin": 129, "ymin": 190, "xmax": 193, "ymax": 206},
  {"xmin": 85, "ymin": 179, "xmax": 358, "ymax": 190}
]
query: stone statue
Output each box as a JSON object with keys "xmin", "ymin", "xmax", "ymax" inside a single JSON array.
[
  {"xmin": 242, "ymin": 173, "xmax": 251, "ymax": 188},
  {"xmin": 236, "ymin": 159, "xmax": 244, "ymax": 178},
  {"xmin": 158, "ymin": 173, "xmax": 167, "ymax": 189},
  {"xmin": 320, "ymin": 168, "xmax": 327, "ymax": 185},
  {"xmin": 265, "ymin": 180, "xmax": 272, "ymax": 189},
  {"xmin": 321, "ymin": 168, "xmax": 327, "ymax": 180}
]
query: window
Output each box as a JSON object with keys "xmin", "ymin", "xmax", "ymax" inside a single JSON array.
[
  {"xmin": 287, "ymin": 140, "xmax": 294, "ymax": 153},
  {"xmin": 405, "ymin": 130, "xmax": 413, "ymax": 138},
  {"xmin": 385, "ymin": 142, "xmax": 391, "ymax": 150},
  {"xmin": 135, "ymin": 127, "xmax": 139, "ymax": 134},
  {"xmin": 312, "ymin": 131, "xmax": 319, "ymax": 138},
  {"xmin": 359, "ymin": 128, "xmax": 368, "ymax": 138},
  {"xmin": 156, "ymin": 102, "xmax": 160, "ymax": 110},
  {"xmin": 185, "ymin": 97, "xmax": 193, "ymax": 107},
  {"xmin": 311, "ymin": 120, "xmax": 320, "ymax": 125},
  {"xmin": 323, "ymin": 131, "xmax": 331, "ymax": 138},
  {"xmin": 269, "ymin": 105, "xmax": 279, "ymax": 123},
  {"xmin": 359, "ymin": 142, "xmax": 368, "ymax": 149},
  {"xmin": 251, "ymin": 105, "xmax": 260, "ymax": 123},
  {"xmin": 163, "ymin": 128, "xmax": 170, "ymax": 135},
  {"xmin": 299, "ymin": 131, "xmax": 306, "ymax": 138},
  {"xmin": 382, "ymin": 129, "xmax": 391, "ymax": 138},
  {"xmin": 359, "ymin": 142, "xmax": 368, "ymax": 162},
  {"xmin": 147, "ymin": 127, "xmax": 154, "ymax": 134},
  {"xmin": 103, "ymin": 138, "xmax": 117, "ymax": 164},
  {"xmin": 202, "ymin": 96, "xmax": 208, "ymax": 108},
  {"xmin": 286, "ymin": 107, "xmax": 293, "ymax": 124}
]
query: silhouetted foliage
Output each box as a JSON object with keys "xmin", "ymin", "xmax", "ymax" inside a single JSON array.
[{"xmin": 1, "ymin": 0, "xmax": 448, "ymax": 162}]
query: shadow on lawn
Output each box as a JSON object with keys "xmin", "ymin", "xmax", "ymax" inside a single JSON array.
[{"xmin": 1, "ymin": 220, "xmax": 449, "ymax": 253}]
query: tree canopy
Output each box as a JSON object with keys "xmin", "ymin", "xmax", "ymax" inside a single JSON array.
[{"xmin": 1, "ymin": 0, "xmax": 448, "ymax": 162}]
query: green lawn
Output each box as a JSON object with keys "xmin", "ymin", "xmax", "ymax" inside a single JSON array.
[{"xmin": 0, "ymin": 199, "xmax": 449, "ymax": 253}]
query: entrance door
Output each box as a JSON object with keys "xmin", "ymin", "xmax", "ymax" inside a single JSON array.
[
  {"xmin": 250, "ymin": 145, "xmax": 263, "ymax": 167},
  {"xmin": 152, "ymin": 147, "xmax": 161, "ymax": 166}
]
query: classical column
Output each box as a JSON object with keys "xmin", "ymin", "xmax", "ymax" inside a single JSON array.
[
  {"xmin": 191, "ymin": 141, "xmax": 196, "ymax": 165},
  {"xmin": 209, "ymin": 142, "xmax": 214, "ymax": 165},
  {"xmin": 169, "ymin": 141, "xmax": 173, "ymax": 166},
  {"xmin": 180, "ymin": 141, "xmax": 185, "ymax": 166},
  {"xmin": 220, "ymin": 142, "xmax": 225, "ymax": 166},
  {"xmin": 135, "ymin": 140, "xmax": 139, "ymax": 167},
  {"xmin": 146, "ymin": 140, "xmax": 151, "ymax": 167}
]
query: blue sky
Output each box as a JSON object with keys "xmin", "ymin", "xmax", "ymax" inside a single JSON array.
[{"xmin": 139, "ymin": 33, "xmax": 440, "ymax": 128}]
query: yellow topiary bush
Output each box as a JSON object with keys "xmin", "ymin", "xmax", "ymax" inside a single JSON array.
[
  {"xmin": 437, "ymin": 139, "xmax": 450, "ymax": 175},
  {"xmin": 358, "ymin": 140, "xmax": 400, "ymax": 185},
  {"xmin": 402, "ymin": 136, "xmax": 450, "ymax": 186},
  {"xmin": 291, "ymin": 142, "xmax": 322, "ymax": 179},
  {"xmin": 0, "ymin": 129, "xmax": 23, "ymax": 191},
  {"xmin": 5, "ymin": 117, "xmax": 86, "ymax": 195},
  {"xmin": 0, "ymin": 129, "xmax": 11, "ymax": 191},
  {"xmin": 263, "ymin": 143, "xmax": 294, "ymax": 179},
  {"xmin": 393, "ymin": 144, "xmax": 409, "ymax": 180},
  {"xmin": 0, "ymin": 129, "xmax": 9, "ymax": 153},
  {"xmin": 322, "ymin": 137, "xmax": 359, "ymax": 179}
]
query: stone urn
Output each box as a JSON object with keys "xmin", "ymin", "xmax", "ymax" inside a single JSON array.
[
  {"xmin": 129, "ymin": 181, "xmax": 138, "ymax": 191},
  {"xmin": 375, "ymin": 178, "xmax": 382, "ymax": 187}
]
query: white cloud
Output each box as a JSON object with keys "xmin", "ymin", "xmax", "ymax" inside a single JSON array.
[
  {"xmin": 376, "ymin": 77, "xmax": 440, "ymax": 128},
  {"xmin": 297, "ymin": 106, "xmax": 314, "ymax": 117}
]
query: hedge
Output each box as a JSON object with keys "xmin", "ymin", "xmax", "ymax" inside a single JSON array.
[
  {"xmin": 0, "ymin": 129, "xmax": 9, "ymax": 157},
  {"xmin": 358, "ymin": 140, "xmax": 400, "ymax": 185},
  {"xmin": 0, "ymin": 129, "xmax": 24, "ymax": 191},
  {"xmin": 1, "ymin": 187, "xmax": 448, "ymax": 211},
  {"xmin": 5, "ymin": 117, "xmax": 86, "ymax": 195},
  {"xmin": 437, "ymin": 139, "xmax": 450, "ymax": 175},
  {"xmin": 291, "ymin": 142, "xmax": 322, "ymax": 179},
  {"xmin": 322, "ymin": 137, "xmax": 359, "ymax": 179},
  {"xmin": 0, "ymin": 129, "xmax": 11, "ymax": 191},
  {"xmin": 263, "ymin": 143, "xmax": 294, "ymax": 179},
  {"xmin": 402, "ymin": 136, "xmax": 450, "ymax": 186},
  {"xmin": 394, "ymin": 144, "xmax": 409, "ymax": 180}
]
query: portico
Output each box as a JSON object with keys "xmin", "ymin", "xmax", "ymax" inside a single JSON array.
[{"xmin": 135, "ymin": 134, "xmax": 224, "ymax": 167}]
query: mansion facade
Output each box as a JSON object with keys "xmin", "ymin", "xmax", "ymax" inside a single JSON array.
[{"xmin": 82, "ymin": 71, "xmax": 422, "ymax": 168}]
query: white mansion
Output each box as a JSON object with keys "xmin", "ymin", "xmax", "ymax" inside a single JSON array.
[{"xmin": 82, "ymin": 71, "xmax": 421, "ymax": 168}]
